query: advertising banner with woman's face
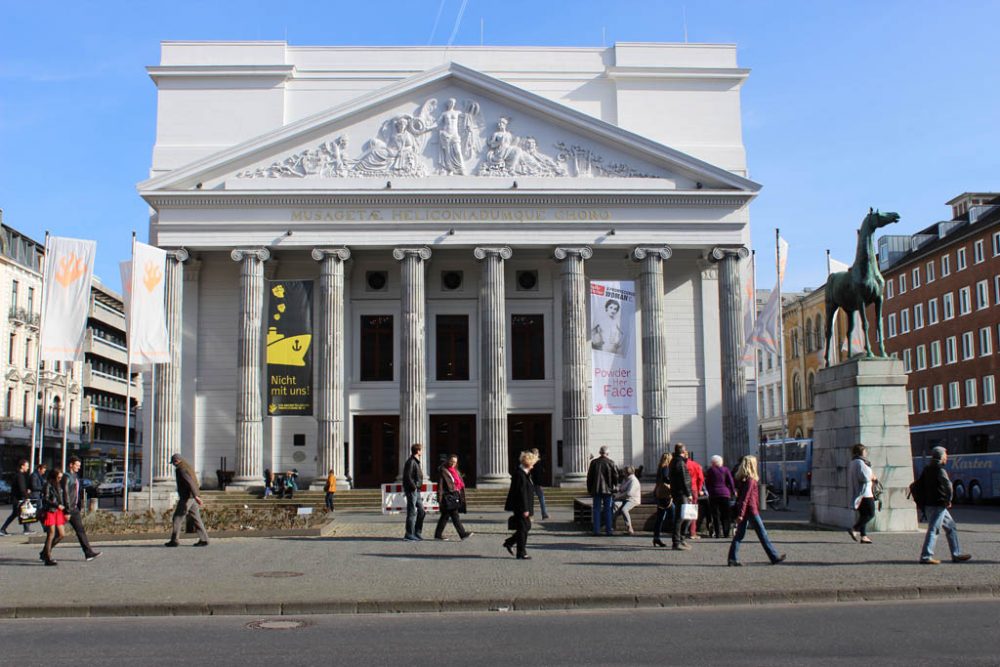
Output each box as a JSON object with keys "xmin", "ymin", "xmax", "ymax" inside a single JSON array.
[{"xmin": 590, "ymin": 280, "xmax": 637, "ymax": 415}]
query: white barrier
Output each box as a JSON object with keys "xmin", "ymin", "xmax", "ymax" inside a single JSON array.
[{"xmin": 381, "ymin": 482, "xmax": 439, "ymax": 514}]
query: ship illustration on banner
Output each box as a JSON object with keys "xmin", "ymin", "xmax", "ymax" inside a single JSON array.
[{"xmin": 266, "ymin": 327, "xmax": 311, "ymax": 366}]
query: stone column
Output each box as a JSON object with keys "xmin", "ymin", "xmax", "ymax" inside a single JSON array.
[
  {"xmin": 311, "ymin": 248, "xmax": 351, "ymax": 488},
  {"xmin": 474, "ymin": 246, "xmax": 512, "ymax": 487},
  {"xmin": 394, "ymin": 247, "xmax": 431, "ymax": 477},
  {"xmin": 711, "ymin": 246, "xmax": 751, "ymax": 465},
  {"xmin": 230, "ymin": 247, "xmax": 270, "ymax": 488},
  {"xmin": 632, "ymin": 246, "xmax": 672, "ymax": 478},
  {"xmin": 153, "ymin": 248, "xmax": 189, "ymax": 485},
  {"xmin": 554, "ymin": 246, "xmax": 593, "ymax": 485}
]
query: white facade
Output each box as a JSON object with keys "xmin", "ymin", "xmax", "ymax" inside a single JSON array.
[{"xmin": 140, "ymin": 41, "xmax": 758, "ymax": 488}]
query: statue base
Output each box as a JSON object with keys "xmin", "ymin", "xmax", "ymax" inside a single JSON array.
[{"xmin": 810, "ymin": 358, "xmax": 918, "ymax": 532}]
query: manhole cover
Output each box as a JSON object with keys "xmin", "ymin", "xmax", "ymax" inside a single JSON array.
[
  {"xmin": 252, "ymin": 571, "xmax": 304, "ymax": 578},
  {"xmin": 246, "ymin": 619, "xmax": 311, "ymax": 630}
]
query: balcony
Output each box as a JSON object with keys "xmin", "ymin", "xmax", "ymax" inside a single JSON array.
[
  {"xmin": 89, "ymin": 300, "xmax": 126, "ymax": 330},
  {"xmin": 8, "ymin": 306, "xmax": 39, "ymax": 328},
  {"xmin": 0, "ymin": 416, "xmax": 31, "ymax": 438},
  {"xmin": 90, "ymin": 406, "xmax": 128, "ymax": 428},
  {"xmin": 83, "ymin": 364, "xmax": 133, "ymax": 396},
  {"xmin": 84, "ymin": 330, "xmax": 128, "ymax": 364}
]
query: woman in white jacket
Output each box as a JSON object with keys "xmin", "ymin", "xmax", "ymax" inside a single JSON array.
[
  {"xmin": 848, "ymin": 444, "xmax": 877, "ymax": 544},
  {"xmin": 613, "ymin": 467, "xmax": 642, "ymax": 535}
]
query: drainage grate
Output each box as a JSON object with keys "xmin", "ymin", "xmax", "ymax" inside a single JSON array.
[
  {"xmin": 251, "ymin": 571, "xmax": 304, "ymax": 578},
  {"xmin": 246, "ymin": 619, "xmax": 311, "ymax": 631}
]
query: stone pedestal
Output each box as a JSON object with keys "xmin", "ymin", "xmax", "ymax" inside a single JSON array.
[
  {"xmin": 144, "ymin": 484, "xmax": 179, "ymax": 512},
  {"xmin": 810, "ymin": 358, "xmax": 918, "ymax": 532}
]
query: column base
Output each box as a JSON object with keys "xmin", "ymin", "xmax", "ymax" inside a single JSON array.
[
  {"xmin": 225, "ymin": 479, "xmax": 261, "ymax": 492},
  {"xmin": 476, "ymin": 474, "xmax": 511, "ymax": 489},
  {"xmin": 141, "ymin": 484, "xmax": 178, "ymax": 512},
  {"xmin": 559, "ymin": 473, "xmax": 587, "ymax": 486}
]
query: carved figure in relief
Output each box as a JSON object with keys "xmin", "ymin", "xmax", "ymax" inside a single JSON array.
[
  {"xmin": 388, "ymin": 117, "xmax": 426, "ymax": 177},
  {"xmin": 319, "ymin": 135, "xmax": 351, "ymax": 177},
  {"xmin": 436, "ymin": 98, "xmax": 466, "ymax": 174},
  {"xmin": 479, "ymin": 117, "xmax": 524, "ymax": 175},
  {"xmin": 519, "ymin": 137, "xmax": 567, "ymax": 176}
]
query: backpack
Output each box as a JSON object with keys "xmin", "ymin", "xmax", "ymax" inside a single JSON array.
[
  {"xmin": 906, "ymin": 478, "xmax": 924, "ymax": 508},
  {"xmin": 872, "ymin": 478, "xmax": 885, "ymax": 511}
]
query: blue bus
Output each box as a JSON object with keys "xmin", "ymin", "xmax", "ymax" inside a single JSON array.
[
  {"xmin": 910, "ymin": 420, "xmax": 1000, "ymax": 503},
  {"xmin": 759, "ymin": 439, "xmax": 813, "ymax": 496}
]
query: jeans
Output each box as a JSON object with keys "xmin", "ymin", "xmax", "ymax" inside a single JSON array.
[
  {"xmin": 709, "ymin": 496, "xmax": 731, "ymax": 537},
  {"xmin": 614, "ymin": 499, "xmax": 637, "ymax": 531},
  {"xmin": 672, "ymin": 496, "xmax": 690, "ymax": 545},
  {"xmin": 728, "ymin": 513, "xmax": 780, "ymax": 563},
  {"xmin": 404, "ymin": 491, "xmax": 426, "ymax": 538},
  {"xmin": 921, "ymin": 506, "xmax": 962, "ymax": 561},
  {"xmin": 653, "ymin": 503, "xmax": 674, "ymax": 542},
  {"xmin": 592, "ymin": 494, "xmax": 613, "ymax": 535},
  {"xmin": 853, "ymin": 498, "xmax": 876, "ymax": 536},
  {"xmin": 533, "ymin": 486, "xmax": 549, "ymax": 518},
  {"xmin": 434, "ymin": 508, "xmax": 469, "ymax": 539},
  {"xmin": 66, "ymin": 509, "xmax": 94, "ymax": 556},
  {"xmin": 325, "ymin": 492, "xmax": 335, "ymax": 511},
  {"xmin": 1, "ymin": 502, "xmax": 31, "ymax": 533}
]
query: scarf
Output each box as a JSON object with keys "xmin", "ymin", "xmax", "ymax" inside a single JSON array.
[{"xmin": 447, "ymin": 466, "xmax": 465, "ymax": 491}]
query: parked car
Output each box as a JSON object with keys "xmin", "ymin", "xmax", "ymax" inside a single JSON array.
[
  {"xmin": 97, "ymin": 473, "xmax": 142, "ymax": 497},
  {"xmin": 0, "ymin": 479, "xmax": 10, "ymax": 503}
]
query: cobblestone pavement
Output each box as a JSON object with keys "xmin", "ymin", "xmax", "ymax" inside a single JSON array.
[{"xmin": 1, "ymin": 501, "xmax": 997, "ymax": 616}]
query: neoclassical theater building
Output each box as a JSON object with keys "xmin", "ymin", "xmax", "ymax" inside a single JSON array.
[{"xmin": 139, "ymin": 41, "xmax": 759, "ymax": 489}]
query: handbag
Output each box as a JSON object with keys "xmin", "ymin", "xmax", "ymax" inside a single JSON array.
[
  {"xmin": 680, "ymin": 503, "xmax": 698, "ymax": 521},
  {"xmin": 18, "ymin": 499, "xmax": 38, "ymax": 525},
  {"xmin": 443, "ymin": 490, "xmax": 462, "ymax": 512},
  {"xmin": 654, "ymin": 481, "xmax": 671, "ymax": 502}
]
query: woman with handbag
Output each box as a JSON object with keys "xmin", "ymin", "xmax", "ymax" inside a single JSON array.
[
  {"xmin": 728, "ymin": 455, "xmax": 786, "ymax": 566},
  {"xmin": 40, "ymin": 468, "xmax": 68, "ymax": 566},
  {"xmin": 652, "ymin": 453, "xmax": 673, "ymax": 547},
  {"xmin": 434, "ymin": 455, "xmax": 473, "ymax": 541},
  {"xmin": 847, "ymin": 443, "xmax": 877, "ymax": 544}
]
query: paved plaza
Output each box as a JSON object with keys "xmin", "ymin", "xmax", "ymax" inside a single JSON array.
[{"xmin": 1, "ymin": 501, "xmax": 997, "ymax": 618}]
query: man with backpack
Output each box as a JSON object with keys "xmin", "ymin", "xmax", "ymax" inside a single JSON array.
[{"xmin": 914, "ymin": 446, "xmax": 972, "ymax": 565}]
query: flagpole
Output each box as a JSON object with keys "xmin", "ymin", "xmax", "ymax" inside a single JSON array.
[
  {"xmin": 775, "ymin": 229, "xmax": 789, "ymax": 509},
  {"xmin": 148, "ymin": 364, "xmax": 156, "ymax": 509},
  {"xmin": 30, "ymin": 232, "xmax": 51, "ymax": 468},
  {"xmin": 123, "ymin": 232, "xmax": 136, "ymax": 512},
  {"xmin": 60, "ymin": 363, "xmax": 71, "ymax": 471}
]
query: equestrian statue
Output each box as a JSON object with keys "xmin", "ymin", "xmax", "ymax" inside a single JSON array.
[{"xmin": 823, "ymin": 208, "xmax": 900, "ymax": 367}]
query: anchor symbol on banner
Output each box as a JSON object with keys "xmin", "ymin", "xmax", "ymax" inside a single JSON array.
[{"xmin": 291, "ymin": 340, "xmax": 302, "ymax": 352}]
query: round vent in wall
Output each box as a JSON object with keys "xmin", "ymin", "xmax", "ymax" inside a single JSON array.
[
  {"xmin": 516, "ymin": 270, "xmax": 538, "ymax": 291},
  {"xmin": 441, "ymin": 270, "xmax": 463, "ymax": 291},
  {"xmin": 292, "ymin": 451, "xmax": 307, "ymax": 463},
  {"xmin": 366, "ymin": 271, "xmax": 388, "ymax": 291}
]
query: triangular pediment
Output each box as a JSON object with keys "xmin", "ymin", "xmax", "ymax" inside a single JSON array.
[{"xmin": 139, "ymin": 62, "xmax": 760, "ymax": 195}]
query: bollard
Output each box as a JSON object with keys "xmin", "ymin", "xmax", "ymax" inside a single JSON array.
[{"xmin": 88, "ymin": 498, "xmax": 98, "ymax": 514}]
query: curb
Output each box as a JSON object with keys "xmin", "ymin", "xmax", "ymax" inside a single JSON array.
[{"xmin": 0, "ymin": 584, "xmax": 996, "ymax": 619}]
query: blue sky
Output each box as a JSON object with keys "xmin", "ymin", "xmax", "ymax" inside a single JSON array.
[{"xmin": 1, "ymin": 1, "xmax": 997, "ymax": 293}]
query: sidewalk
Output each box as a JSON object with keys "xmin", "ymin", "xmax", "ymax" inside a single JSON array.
[{"xmin": 1, "ymin": 500, "xmax": 997, "ymax": 618}]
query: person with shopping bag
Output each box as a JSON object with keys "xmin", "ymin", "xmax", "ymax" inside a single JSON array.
[{"xmin": 0, "ymin": 459, "xmax": 32, "ymax": 536}]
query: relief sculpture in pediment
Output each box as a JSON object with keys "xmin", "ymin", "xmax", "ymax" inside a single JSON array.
[{"xmin": 236, "ymin": 96, "xmax": 652, "ymax": 180}]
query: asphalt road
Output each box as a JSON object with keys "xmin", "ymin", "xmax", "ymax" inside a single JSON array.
[{"xmin": 1, "ymin": 599, "xmax": 997, "ymax": 666}]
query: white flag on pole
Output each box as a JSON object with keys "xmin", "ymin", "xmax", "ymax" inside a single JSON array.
[
  {"xmin": 739, "ymin": 253, "xmax": 756, "ymax": 367},
  {"xmin": 827, "ymin": 255, "xmax": 866, "ymax": 352},
  {"xmin": 744, "ymin": 237, "xmax": 788, "ymax": 358},
  {"xmin": 40, "ymin": 236, "xmax": 96, "ymax": 361},
  {"xmin": 119, "ymin": 241, "xmax": 170, "ymax": 366}
]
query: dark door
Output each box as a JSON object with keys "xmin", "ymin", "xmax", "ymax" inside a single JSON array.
[
  {"xmin": 507, "ymin": 414, "xmax": 552, "ymax": 486},
  {"xmin": 429, "ymin": 414, "xmax": 477, "ymax": 487},
  {"xmin": 352, "ymin": 415, "xmax": 399, "ymax": 488}
]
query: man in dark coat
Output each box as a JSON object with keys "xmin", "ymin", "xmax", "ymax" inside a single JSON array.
[
  {"xmin": 165, "ymin": 453, "xmax": 208, "ymax": 547},
  {"xmin": 918, "ymin": 446, "xmax": 971, "ymax": 564},
  {"xmin": 0, "ymin": 459, "xmax": 32, "ymax": 535},
  {"xmin": 62, "ymin": 456, "xmax": 101, "ymax": 560},
  {"xmin": 503, "ymin": 450, "xmax": 538, "ymax": 559},
  {"xmin": 29, "ymin": 462, "xmax": 47, "ymax": 503},
  {"xmin": 586, "ymin": 446, "xmax": 618, "ymax": 536},
  {"xmin": 402, "ymin": 443, "xmax": 426, "ymax": 541},
  {"xmin": 669, "ymin": 443, "xmax": 694, "ymax": 550}
]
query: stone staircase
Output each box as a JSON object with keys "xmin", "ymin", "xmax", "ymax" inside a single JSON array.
[{"xmin": 201, "ymin": 486, "xmax": 586, "ymax": 512}]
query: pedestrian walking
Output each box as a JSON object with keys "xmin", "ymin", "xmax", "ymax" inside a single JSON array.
[
  {"xmin": 39, "ymin": 468, "xmax": 67, "ymax": 566},
  {"xmin": 613, "ymin": 466, "xmax": 641, "ymax": 535},
  {"xmin": 847, "ymin": 444, "xmax": 877, "ymax": 544},
  {"xmin": 705, "ymin": 455, "xmax": 736, "ymax": 538},
  {"xmin": 61, "ymin": 456, "xmax": 101, "ymax": 561},
  {"xmin": 669, "ymin": 443, "xmax": 693, "ymax": 550},
  {"xmin": 651, "ymin": 453, "xmax": 673, "ymax": 547},
  {"xmin": 30, "ymin": 462, "xmax": 47, "ymax": 504},
  {"xmin": 728, "ymin": 455, "xmax": 786, "ymax": 566},
  {"xmin": 503, "ymin": 450, "xmax": 537, "ymax": 560},
  {"xmin": 263, "ymin": 468, "xmax": 274, "ymax": 498},
  {"xmin": 586, "ymin": 445, "xmax": 618, "ymax": 536},
  {"xmin": 434, "ymin": 454, "xmax": 473, "ymax": 541},
  {"xmin": 165, "ymin": 454, "xmax": 209, "ymax": 547},
  {"xmin": 917, "ymin": 446, "xmax": 972, "ymax": 565},
  {"xmin": 687, "ymin": 453, "xmax": 705, "ymax": 538},
  {"xmin": 0, "ymin": 459, "xmax": 32, "ymax": 536},
  {"xmin": 529, "ymin": 448, "xmax": 550, "ymax": 520},
  {"xmin": 324, "ymin": 468, "xmax": 336, "ymax": 512},
  {"xmin": 402, "ymin": 443, "xmax": 426, "ymax": 541}
]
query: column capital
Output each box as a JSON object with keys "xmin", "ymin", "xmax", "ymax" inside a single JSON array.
[
  {"xmin": 311, "ymin": 247, "xmax": 351, "ymax": 262},
  {"xmin": 553, "ymin": 246, "xmax": 593, "ymax": 261},
  {"xmin": 392, "ymin": 246, "xmax": 432, "ymax": 261},
  {"xmin": 631, "ymin": 246, "xmax": 673, "ymax": 262},
  {"xmin": 230, "ymin": 247, "xmax": 271, "ymax": 262},
  {"xmin": 709, "ymin": 246, "xmax": 750, "ymax": 262},
  {"xmin": 473, "ymin": 246, "xmax": 512, "ymax": 261},
  {"xmin": 163, "ymin": 247, "xmax": 189, "ymax": 263}
]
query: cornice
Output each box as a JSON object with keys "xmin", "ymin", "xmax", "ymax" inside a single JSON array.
[
  {"xmin": 606, "ymin": 66, "xmax": 750, "ymax": 83},
  {"xmin": 142, "ymin": 191, "xmax": 754, "ymax": 209},
  {"xmin": 147, "ymin": 65, "xmax": 295, "ymax": 82}
]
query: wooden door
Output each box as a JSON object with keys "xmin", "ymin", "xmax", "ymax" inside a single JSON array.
[
  {"xmin": 429, "ymin": 414, "xmax": 477, "ymax": 487},
  {"xmin": 507, "ymin": 414, "xmax": 552, "ymax": 486},
  {"xmin": 352, "ymin": 415, "xmax": 399, "ymax": 489}
]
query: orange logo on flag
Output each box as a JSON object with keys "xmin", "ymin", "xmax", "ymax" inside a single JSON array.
[
  {"xmin": 142, "ymin": 261, "xmax": 163, "ymax": 293},
  {"xmin": 55, "ymin": 253, "xmax": 86, "ymax": 288}
]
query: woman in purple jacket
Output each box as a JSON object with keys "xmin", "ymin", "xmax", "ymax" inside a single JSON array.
[
  {"xmin": 704, "ymin": 455, "xmax": 736, "ymax": 538},
  {"xmin": 728, "ymin": 455, "xmax": 786, "ymax": 566}
]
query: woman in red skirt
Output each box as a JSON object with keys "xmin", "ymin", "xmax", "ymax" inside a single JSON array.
[{"xmin": 40, "ymin": 468, "xmax": 67, "ymax": 566}]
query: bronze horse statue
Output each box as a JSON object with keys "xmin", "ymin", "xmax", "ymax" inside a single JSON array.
[{"xmin": 823, "ymin": 208, "xmax": 900, "ymax": 366}]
